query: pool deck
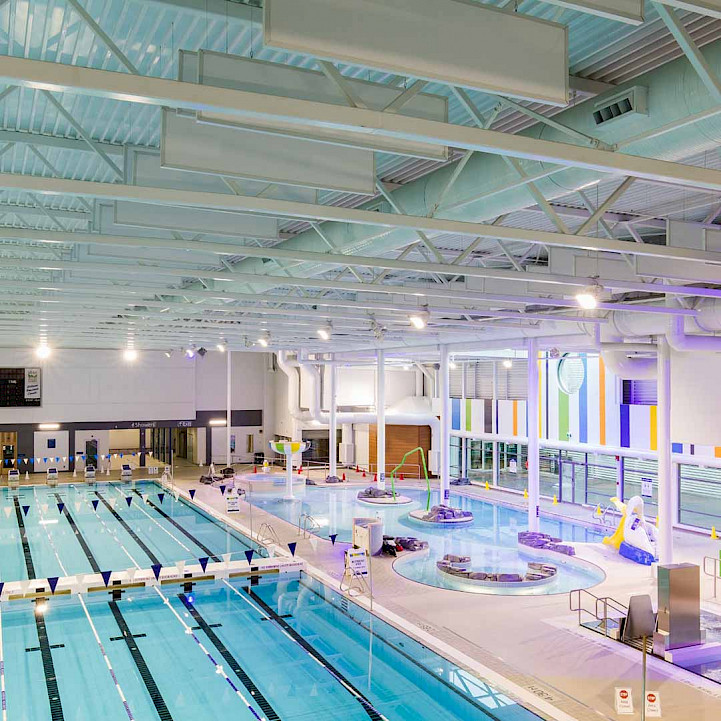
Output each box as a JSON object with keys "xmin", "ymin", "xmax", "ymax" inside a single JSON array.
[{"xmin": 11, "ymin": 465, "xmax": 721, "ymax": 721}]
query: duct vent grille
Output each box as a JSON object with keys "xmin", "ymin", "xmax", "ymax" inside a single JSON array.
[{"xmin": 592, "ymin": 86, "xmax": 647, "ymax": 126}]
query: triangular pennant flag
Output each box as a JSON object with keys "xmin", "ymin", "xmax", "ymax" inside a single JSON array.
[
  {"xmin": 141, "ymin": 493, "xmax": 149, "ymax": 504},
  {"xmin": 189, "ymin": 489, "xmax": 196, "ymax": 500},
  {"xmin": 119, "ymin": 453, "xmax": 123, "ymax": 458},
  {"xmin": 109, "ymin": 498, "xmax": 117, "ymax": 508},
  {"xmin": 43, "ymin": 458, "xmax": 48, "ymax": 463},
  {"xmin": 126, "ymin": 567, "xmax": 138, "ymax": 582},
  {"xmin": 151, "ymin": 564, "xmax": 162, "ymax": 581},
  {"xmin": 222, "ymin": 552, "xmax": 231, "ymax": 565},
  {"xmin": 55, "ymin": 457, "xmax": 59, "ymax": 463},
  {"xmin": 125, "ymin": 496, "xmax": 133, "ymax": 507},
  {"xmin": 244, "ymin": 549, "xmax": 255, "ymax": 565},
  {"xmin": 48, "ymin": 577, "xmax": 59, "ymax": 594},
  {"xmin": 22, "ymin": 505, "xmax": 30, "ymax": 516},
  {"xmin": 36, "ymin": 458, "xmax": 41, "ymax": 463},
  {"xmin": 157, "ymin": 493, "xmax": 165, "ymax": 504},
  {"xmin": 74, "ymin": 501, "xmax": 82, "ymax": 513},
  {"xmin": 309, "ymin": 536, "xmax": 318, "ymax": 551},
  {"xmin": 62, "ymin": 457, "xmax": 67, "ymax": 463},
  {"xmin": 219, "ymin": 485, "xmax": 226, "ymax": 495},
  {"xmin": 101, "ymin": 570, "xmax": 112, "ymax": 587},
  {"xmin": 41, "ymin": 503, "xmax": 49, "ymax": 514},
  {"xmin": 0, "ymin": 582, "xmax": 4, "ymax": 598},
  {"xmin": 175, "ymin": 560, "xmax": 185, "ymax": 577},
  {"xmin": 91, "ymin": 499, "xmax": 99, "ymax": 511},
  {"xmin": 288, "ymin": 542, "xmax": 297, "ymax": 557},
  {"xmin": 56, "ymin": 503, "xmax": 64, "ymax": 514},
  {"xmin": 329, "ymin": 533, "xmax": 338, "ymax": 546},
  {"xmin": 199, "ymin": 557, "xmax": 209, "ymax": 572},
  {"xmin": 3, "ymin": 507, "xmax": 11, "ymax": 518}
]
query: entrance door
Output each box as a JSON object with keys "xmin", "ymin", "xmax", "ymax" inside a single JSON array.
[
  {"xmin": 86, "ymin": 439, "xmax": 98, "ymax": 466},
  {"xmin": 560, "ymin": 461, "xmax": 575, "ymax": 504}
]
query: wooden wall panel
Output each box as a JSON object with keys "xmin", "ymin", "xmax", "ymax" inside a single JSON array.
[{"xmin": 368, "ymin": 424, "xmax": 433, "ymax": 477}]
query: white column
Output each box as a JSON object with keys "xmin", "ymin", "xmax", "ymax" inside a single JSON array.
[
  {"xmin": 492, "ymin": 361, "xmax": 499, "ymax": 485},
  {"xmin": 226, "ymin": 349, "xmax": 232, "ymax": 467},
  {"xmin": 460, "ymin": 363, "xmax": 467, "ymax": 478},
  {"xmin": 527, "ymin": 338, "xmax": 540, "ymax": 532},
  {"xmin": 285, "ymin": 447, "xmax": 295, "ymax": 500},
  {"xmin": 329, "ymin": 358, "xmax": 337, "ymax": 478},
  {"xmin": 376, "ymin": 348, "xmax": 386, "ymax": 489},
  {"xmin": 439, "ymin": 345, "xmax": 451, "ymax": 502},
  {"xmin": 657, "ymin": 336, "xmax": 673, "ymax": 565}
]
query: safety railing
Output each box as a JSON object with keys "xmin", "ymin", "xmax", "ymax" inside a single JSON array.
[
  {"xmin": 369, "ymin": 462, "xmax": 422, "ymax": 479},
  {"xmin": 570, "ymin": 588, "xmax": 628, "ymax": 639},
  {"xmin": 703, "ymin": 556, "xmax": 721, "ymax": 599},
  {"xmin": 297, "ymin": 512, "xmax": 320, "ymax": 539},
  {"xmin": 340, "ymin": 563, "xmax": 371, "ymax": 600}
]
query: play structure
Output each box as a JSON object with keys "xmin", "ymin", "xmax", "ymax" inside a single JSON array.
[
  {"xmin": 269, "ymin": 440, "xmax": 310, "ymax": 500},
  {"xmin": 436, "ymin": 554, "xmax": 558, "ymax": 589},
  {"xmin": 355, "ymin": 446, "xmax": 419, "ymax": 507},
  {"xmin": 603, "ymin": 496, "xmax": 658, "ymax": 566}
]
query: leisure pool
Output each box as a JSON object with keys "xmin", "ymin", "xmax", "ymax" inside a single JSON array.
[{"xmin": 248, "ymin": 486, "xmax": 606, "ymax": 595}]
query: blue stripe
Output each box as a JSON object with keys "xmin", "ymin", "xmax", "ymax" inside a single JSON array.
[
  {"xmin": 451, "ymin": 398, "xmax": 461, "ymax": 431},
  {"xmin": 620, "ymin": 405, "xmax": 630, "ymax": 448},
  {"xmin": 672, "ymin": 443, "xmax": 683, "ymax": 454},
  {"xmin": 579, "ymin": 355, "xmax": 588, "ymax": 444}
]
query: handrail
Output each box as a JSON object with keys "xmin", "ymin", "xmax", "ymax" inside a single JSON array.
[
  {"xmin": 256, "ymin": 522, "xmax": 281, "ymax": 546},
  {"xmin": 703, "ymin": 555, "xmax": 720, "ymax": 599},
  {"xmin": 297, "ymin": 512, "xmax": 320, "ymax": 538},
  {"xmin": 570, "ymin": 588, "xmax": 628, "ymax": 638},
  {"xmin": 388, "ymin": 446, "xmax": 432, "ymax": 510},
  {"xmin": 339, "ymin": 563, "xmax": 370, "ymax": 600}
]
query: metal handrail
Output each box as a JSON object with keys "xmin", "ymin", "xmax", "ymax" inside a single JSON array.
[
  {"xmin": 297, "ymin": 512, "xmax": 320, "ymax": 538},
  {"xmin": 703, "ymin": 555, "xmax": 721, "ymax": 599},
  {"xmin": 256, "ymin": 522, "xmax": 281, "ymax": 546},
  {"xmin": 570, "ymin": 588, "xmax": 628, "ymax": 638},
  {"xmin": 339, "ymin": 563, "xmax": 370, "ymax": 598}
]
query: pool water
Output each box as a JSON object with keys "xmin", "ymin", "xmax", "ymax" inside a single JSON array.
[
  {"xmin": 1, "ymin": 574, "xmax": 542, "ymax": 720},
  {"xmin": 249, "ymin": 486, "xmax": 606, "ymax": 595},
  {"xmin": 0, "ymin": 480, "xmax": 257, "ymax": 580}
]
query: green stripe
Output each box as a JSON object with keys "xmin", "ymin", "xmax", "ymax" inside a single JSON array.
[
  {"xmin": 465, "ymin": 399, "xmax": 472, "ymax": 431},
  {"xmin": 558, "ymin": 388, "xmax": 569, "ymax": 440}
]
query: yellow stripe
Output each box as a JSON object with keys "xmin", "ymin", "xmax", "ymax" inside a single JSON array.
[
  {"xmin": 513, "ymin": 400, "xmax": 518, "ymax": 436},
  {"xmin": 599, "ymin": 356, "xmax": 606, "ymax": 446},
  {"xmin": 649, "ymin": 405, "xmax": 657, "ymax": 451},
  {"xmin": 714, "ymin": 447, "xmax": 721, "ymax": 459}
]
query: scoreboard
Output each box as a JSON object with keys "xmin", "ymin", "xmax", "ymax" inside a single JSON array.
[{"xmin": 0, "ymin": 368, "xmax": 41, "ymax": 407}]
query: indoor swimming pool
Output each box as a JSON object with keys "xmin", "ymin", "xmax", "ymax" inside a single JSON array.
[
  {"xmin": 1, "ymin": 573, "xmax": 542, "ymax": 720},
  {"xmin": 249, "ymin": 486, "xmax": 606, "ymax": 595},
  {"xmin": 0, "ymin": 480, "xmax": 257, "ymax": 580}
]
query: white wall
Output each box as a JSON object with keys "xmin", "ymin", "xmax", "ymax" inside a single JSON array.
[
  {"xmin": 109, "ymin": 429, "xmax": 140, "ymax": 449},
  {"xmin": 195, "ymin": 351, "xmax": 266, "ymax": 411},
  {"xmin": 33, "ymin": 430, "xmax": 69, "ymax": 472},
  {"xmin": 671, "ymin": 350, "xmax": 721, "ymax": 445},
  {"xmin": 355, "ymin": 424, "xmax": 370, "ymax": 469},
  {"xmin": 322, "ymin": 366, "xmax": 417, "ymax": 409},
  {"xmin": 211, "ymin": 425, "xmax": 263, "ymax": 463}
]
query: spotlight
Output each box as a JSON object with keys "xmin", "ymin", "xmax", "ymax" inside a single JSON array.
[
  {"xmin": 449, "ymin": 361, "xmax": 457, "ymax": 370},
  {"xmin": 575, "ymin": 284, "xmax": 602, "ymax": 310},
  {"xmin": 164, "ymin": 350, "xmax": 173, "ymax": 358},
  {"xmin": 197, "ymin": 347, "xmax": 207, "ymax": 357},
  {"xmin": 317, "ymin": 323, "xmax": 332, "ymax": 341},
  {"xmin": 502, "ymin": 359, "xmax": 513, "ymax": 369},
  {"xmin": 185, "ymin": 346, "xmax": 196, "ymax": 359},
  {"xmin": 409, "ymin": 309, "xmax": 430, "ymax": 330},
  {"xmin": 216, "ymin": 340, "xmax": 227, "ymax": 353},
  {"xmin": 35, "ymin": 344, "xmax": 51, "ymax": 359},
  {"xmin": 35, "ymin": 601, "xmax": 48, "ymax": 616},
  {"xmin": 257, "ymin": 332, "xmax": 270, "ymax": 348},
  {"xmin": 123, "ymin": 348, "xmax": 138, "ymax": 362}
]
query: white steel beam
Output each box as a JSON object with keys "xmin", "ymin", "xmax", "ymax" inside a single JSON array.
[
  {"xmin": 3, "ymin": 173, "xmax": 721, "ymax": 268},
  {"xmin": 538, "ymin": 0, "xmax": 643, "ymax": 24},
  {"xmin": 3, "ymin": 58, "xmax": 721, "ymax": 193},
  {"xmin": 656, "ymin": 0, "xmax": 721, "ymax": 19}
]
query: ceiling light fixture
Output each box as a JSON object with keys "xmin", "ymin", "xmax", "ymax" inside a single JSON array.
[
  {"xmin": 257, "ymin": 332, "xmax": 270, "ymax": 348},
  {"xmin": 35, "ymin": 343, "xmax": 51, "ymax": 359},
  {"xmin": 185, "ymin": 345, "xmax": 196, "ymax": 359},
  {"xmin": 409, "ymin": 308, "xmax": 430, "ymax": 330},
  {"xmin": 123, "ymin": 348, "xmax": 138, "ymax": 362},
  {"xmin": 575, "ymin": 283, "xmax": 603, "ymax": 310},
  {"xmin": 38, "ymin": 423, "xmax": 60, "ymax": 431},
  {"xmin": 216, "ymin": 340, "xmax": 227, "ymax": 352},
  {"xmin": 209, "ymin": 418, "xmax": 227, "ymax": 426},
  {"xmin": 164, "ymin": 350, "xmax": 173, "ymax": 358},
  {"xmin": 317, "ymin": 323, "xmax": 332, "ymax": 341},
  {"xmin": 502, "ymin": 358, "xmax": 513, "ymax": 369}
]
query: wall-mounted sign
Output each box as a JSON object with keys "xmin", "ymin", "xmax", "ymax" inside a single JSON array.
[
  {"xmin": 24, "ymin": 367, "xmax": 41, "ymax": 400},
  {"xmin": 641, "ymin": 478, "xmax": 653, "ymax": 498}
]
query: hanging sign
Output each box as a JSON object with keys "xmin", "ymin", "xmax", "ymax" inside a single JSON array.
[
  {"xmin": 645, "ymin": 692, "xmax": 661, "ymax": 718},
  {"xmin": 345, "ymin": 548, "xmax": 369, "ymax": 577},
  {"xmin": 614, "ymin": 688, "xmax": 634, "ymax": 715}
]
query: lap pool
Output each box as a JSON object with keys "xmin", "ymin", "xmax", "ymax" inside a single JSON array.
[
  {"xmin": 0, "ymin": 478, "xmax": 546, "ymax": 721},
  {"xmin": 248, "ymin": 486, "xmax": 606, "ymax": 595}
]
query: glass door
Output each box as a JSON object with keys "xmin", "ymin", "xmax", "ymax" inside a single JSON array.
[{"xmin": 560, "ymin": 460, "xmax": 575, "ymax": 503}]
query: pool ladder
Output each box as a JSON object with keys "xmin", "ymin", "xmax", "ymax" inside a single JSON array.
[
  {"xmin": 297, "ymin": 513, "xmax": 320, "ymax": 538},
  {"xmin": 340, "ymin": 564, "xmax": 370, "ymax": 601},
  {"xmin": 256, "ymin": 522, "xmax": 281, "ymax": 546}
]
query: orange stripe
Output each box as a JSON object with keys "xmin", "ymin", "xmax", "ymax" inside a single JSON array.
[
  {"xmin": 599, "ymin": 356, "xmax": 606, "ymax": 446},
  {"xmin": 513, "ymin": 400, "xmax": 518, "ymax": 436},
  {"xmin": 649, "ymin": 406, "xmax": 657, "ymax": 451},
  {"xmin": 714, "ymin": 447, "xmax": 721, "ymax": 458}
]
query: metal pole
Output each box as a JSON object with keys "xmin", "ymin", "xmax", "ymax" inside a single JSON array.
[
  {"xmin": 226, "ymin": 349, "xmax": 232, "ymax": 468},
  {"xmin": 492, "ymin": 361, "xmax": 499, "ymax": 486},
  {"xmin": 657, "ymin": 336, "xmax": 673, "ymax": 564},
  {"xmin": 642, "ymin": 636, "xmax": 647, "ymax": 721},
  {"xmin": 527, "ymin": 338, "xmax": 540, "ymax": 532},
  {"xmin": 461, "ymin": 364, "xmax": 467, "ymax": 479},
  {"xmin": 376, "ymin": 348, "xmax": 386, "ymax": 490},
  {"xmin": 329, "ymin": 357, "xmax": 337, "ymax": 479},
  {"xmin": 439, "ymin": 345, "xmax": 451, "ymax": 502}
]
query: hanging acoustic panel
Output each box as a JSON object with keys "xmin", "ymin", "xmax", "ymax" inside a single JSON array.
[
  {"xmin": 264, "ymin": 0, "xmax": 568, "ymax": 106},
  {"xmin": 161, "ymin": 109, "xmax": 376, "ymax": 195},
  {"xmin": 188, "ymin": 50, "xmax": 449, "ymax": 160}
]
